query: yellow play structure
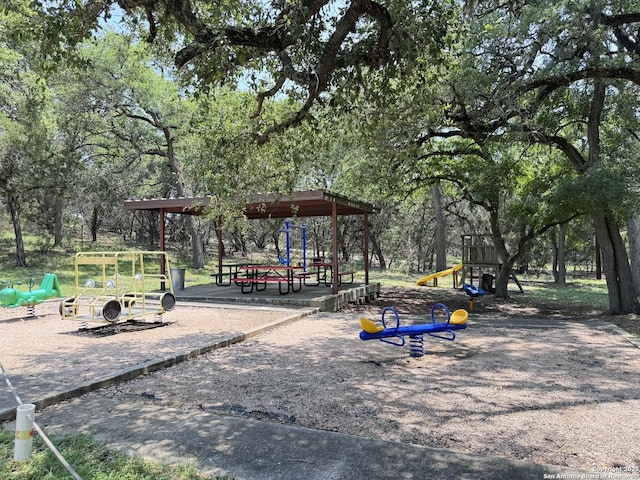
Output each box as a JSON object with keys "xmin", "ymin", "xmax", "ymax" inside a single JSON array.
[
  {"xmin": 416, "ymin": 235, "xmax": 501, "ymax": 289},
  {"xmin": 415, "ymin": 263, "xmax": 462, "ymax": 287}
]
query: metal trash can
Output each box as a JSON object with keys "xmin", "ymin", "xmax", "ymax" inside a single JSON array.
[
  {"xmin": 481, "ymin": 273, "xmax": 494, "ymax": 293},
  {"xmin": 170, "ymin": 268, "xmax": 185, "ymax": 291}
]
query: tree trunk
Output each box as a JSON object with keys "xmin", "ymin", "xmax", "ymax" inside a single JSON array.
[
  {"xmin": 551, "ymin": 228, "xmax": 558, "ymax": 282},
  {"xmin": 369, "ymin": 231, "xmax": 386, "ymax": 269},
  {"xmin": 8, "ymin": 192, "xmax": 27, "ymax": 267},
  {"xmin": 191, "ymin": 229, "xmax": 204, "ymax": 269},
  {"xmin": 494, "ymin": 258, "xmax": 514, "ymax": 298},
  {"xmin": 557, "ymin": 223, "xmax": 567, "ymax": 285},
  {"xmin": 163, "ymin": 125, "xmax": 205, "ymax": 268},
  {"xmin": 488, "ymin": 207, "xmax": 512, "ymax": 298},
  {"xmin": 270, "ymin": 230, "xmax": 282, "ymax": 258},
  {"xmin": 585, "ymin": 82, "xmax": 637, "ymax": 313},
  {"xmin": 546, "ymin": 79, "xmax": 637, "ymax": 312},
  {"xmin": 339, "ymin": 222, "xmax": 350, "ymax": 262},
  {"xmin": 628, "ymin": 214, "xmax": 640, "ymax": 295},
  {"xmin": 91, "ymin": 206, "xmax": 99, "ymax": 242},
  {"xmin": 593, "ymin": 211, "xmax": 639, "ymax": 313},
  {"xmin": 231, "ymin": 228, "xmax": 247, "ymax": 256},
  {"xmin": 595, "ymin": 237, "xmax": 602, "ymax": 279},
  {"xmin": 492, "ymin": 235, "xmax": 512, "ymax": 299},
  {"xmin": 431, "ymin": 184, "xmax": 447, "ymax": 271},
  {"xmin": 54, "ymin": 192, "xmax": 63, "ymax": 247}
]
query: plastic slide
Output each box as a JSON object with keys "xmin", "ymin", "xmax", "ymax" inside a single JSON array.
[{"xmin": 416, "ymin": 263, "xmax": 463, "ymax": 286}]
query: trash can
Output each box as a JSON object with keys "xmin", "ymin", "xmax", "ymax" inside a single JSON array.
[
  {"xmin": 170, "ymin": 268, "xmax": 185, "ymax": 291},
  {"xmin": 481, "ymin": 273, "xmax": 494, "ymax": 293}
]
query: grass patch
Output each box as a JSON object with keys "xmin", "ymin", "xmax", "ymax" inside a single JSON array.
[
  {"xmin": 368, "ymin": 269, "xmax": 424, "ymax": 288},
  {"xmin": 0, "ymin": 430, "xmax": 230, "ymax": 480},
  {"xmin": 519, "ymin": 278, "xmax": 609, "ymax": 311},
  {"xmin": 0, "ymin": 235, "xmax": 128, "ymax": 290}
]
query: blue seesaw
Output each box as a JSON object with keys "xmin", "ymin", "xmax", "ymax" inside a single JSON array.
[{"xmin": 359, "ymin": 303, "xmax": 468, "ymax": 357}]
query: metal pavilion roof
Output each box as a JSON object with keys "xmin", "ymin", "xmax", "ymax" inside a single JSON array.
[
  {"xmin": 123, "ymin": 189, "xmax": 378, "ymax": 218},
  {"xmin": 124, "ymin": 190, "xmax": 378, "ymax": 294}
]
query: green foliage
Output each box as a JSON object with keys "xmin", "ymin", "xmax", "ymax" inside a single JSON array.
[
  {"xmin": 0, "ymin": 228, "xmax": 128, "ymax": 288},
  {"xmin": 0, "ymin": 0, "xmax": 637, "ymax": 298},
  {"xmin": 183, "ymin": 87, "xmax": 311, "ymax": 229},
  {"xmin": 553, "ymin": 165, "xmax": 630, "ymax": 216}
]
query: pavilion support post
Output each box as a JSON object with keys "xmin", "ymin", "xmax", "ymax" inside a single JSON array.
[
  {"xmin": 332, "ymin": 201, "xmax": 339, "ymax": 295},
  {"xmin": 160, "ymin": 208, "xmax": 166, "ymax": 291},
  {"xmin": 364, "ymin": 213, "xmax": 370, "ymax": 285},
  {"xmin": 217, "ymin": 219, "xmax": 224, "ymax": 280}
]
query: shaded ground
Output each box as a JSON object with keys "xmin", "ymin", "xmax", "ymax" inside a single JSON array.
[
  {"xmin": 342, "ymin": 283, "xmax": 640, "ymax": 336},
  {"xmin": 0, "ymin": 301, "xmax": 304, "ymax": 386},
  {"xmin": 31, "ymin": 284, "xmax": 640, "ymax": 473},
  {"xmin": 4, "ymin": 283, "xmax": 640, "ymax": 475}
]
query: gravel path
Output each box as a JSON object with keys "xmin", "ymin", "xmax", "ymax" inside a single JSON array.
[
  {"xmin": 2, "ymin": 297, "xmax": 640, "ymax": 474},
  {"xmin": 0, "ymin": 299, "xmax": 301, "ymax": 385}
]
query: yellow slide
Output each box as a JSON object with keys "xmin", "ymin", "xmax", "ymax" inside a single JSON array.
[{"xmin": 416, "ymin": 263, "xmax": 463, "ymax": 286}]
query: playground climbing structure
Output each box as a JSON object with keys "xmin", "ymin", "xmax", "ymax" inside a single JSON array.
[
  {"xmin": 416, "ymin": 235, "xmax": 502, "ymax": 291},
  {"xmin": 59, "ymin": 251, "xmax": 176, "ymax": 326}
]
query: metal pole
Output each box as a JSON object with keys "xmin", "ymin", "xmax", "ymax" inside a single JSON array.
[
  {"xmin": 217, "ymin": 219, "xmax": 223, "ymax": 280},
  {"xmin": 332, "ymin": 202, "xmax": 338, "ymax": 295},
  {"xmin": 285, "ymin": 220, "xmax": 291, "ymax": 267},
  {"xmin": 302, "ymin": 223, "xmax": 307, "ymax": 271},
  {"xmin": 160, "ymin": 208, "xmax": 166, "ymax": 291}
]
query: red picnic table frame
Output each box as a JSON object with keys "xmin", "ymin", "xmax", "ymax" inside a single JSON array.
[{"xmin": 232, "ymin": 265, "xmax": 306, "ymax": 295}]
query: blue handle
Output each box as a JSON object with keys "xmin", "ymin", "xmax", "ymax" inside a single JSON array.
[
  {"xmin": 431, "ymin": 303, "xmax": 451, "ymax": 324},
  {"xmin": 381, "ymin": 306, "xmax": 400, "ymax": 332}
]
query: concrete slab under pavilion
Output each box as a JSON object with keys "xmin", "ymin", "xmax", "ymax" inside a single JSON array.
[{"xmin": 173, "ymin": 279, "xmax": 380, "ymax": 312}]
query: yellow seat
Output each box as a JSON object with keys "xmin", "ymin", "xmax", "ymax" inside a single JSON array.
[
  {"xmin": 360, "ymin": 317, "xmax": 384, "ymax": 333},
  {"xmin": 449, "ymin": 309, "xmax": 468, "ymax": 325}
]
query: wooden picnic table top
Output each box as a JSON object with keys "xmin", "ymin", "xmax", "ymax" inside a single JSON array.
[{"xmin": 308, "ymin": 262, "xmax": 332, "ymax": 268}]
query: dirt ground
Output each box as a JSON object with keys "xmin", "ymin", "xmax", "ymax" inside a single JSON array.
[
  {"xmin": 3, "ymin": 285, "xmax": 640, "ymax": 474},
  {"xmin": 0, "ymin": 300, "xmax": 300, "ymax": 385}
]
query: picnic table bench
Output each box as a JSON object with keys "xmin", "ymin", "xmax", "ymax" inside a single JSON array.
[
  {"xmin": 231, "ymin": 265, "xmax": 304, "ymax": 295},
  {"xmin": 335, "ymin": 270, "xmax": 355, "ymax": 285},
  {"xmin": 307, "ymin": 261, "xmax": 356, "ymax": 286}
]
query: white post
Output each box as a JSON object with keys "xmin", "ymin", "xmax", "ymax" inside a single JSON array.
[{"xmin": 14, "ymin": 403, "xmax": 36, "ymax": 461}]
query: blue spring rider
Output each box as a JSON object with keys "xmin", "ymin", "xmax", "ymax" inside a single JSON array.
[
  {"xmin": 359, "ymin": 303, "xmax": 468, "ymax": 358},
  {"xmin": 463, "ymin": 283, "xmax": 485, "ymax": 311}
]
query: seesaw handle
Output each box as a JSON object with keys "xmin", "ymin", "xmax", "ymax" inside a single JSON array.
[
  {"xmin": 381, "ymin": 306, "xmax": 400, "ymax": 332},
  {"xmin": 380, "ymin": 336, "xmax": 405, "ymax": 347},
  {"xmin": 431, "ymin": 303, "xmax": 451, "ymax": 324}
]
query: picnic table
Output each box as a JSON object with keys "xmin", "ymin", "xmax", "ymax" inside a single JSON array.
[
  {"xmin": 307, "ymin": 261, "xmax": 355, "ymax": 286},
  {"xmin": 306, "ymin": 261, "xmax": 332, "ymax": 286},
  {"xmin": 232, "ymin": 265, "xmax": 305, "ymax": 295},
  {"xmin": 211, "ymin": 263, "xmax": 251, "ymax": 286}
]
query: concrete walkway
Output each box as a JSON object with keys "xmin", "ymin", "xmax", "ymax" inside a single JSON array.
[{"xmin": 33, "ymin": 393, "xmax": 591, "ymax": 480}]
